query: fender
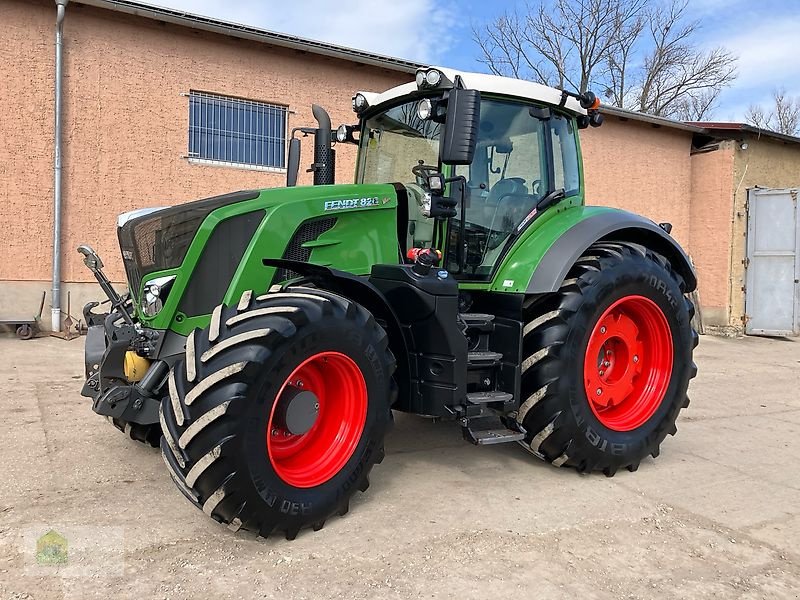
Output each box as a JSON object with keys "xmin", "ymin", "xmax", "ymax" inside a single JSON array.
[
  {"xmin": 262, "ymin": 258, "xmax": 411, "ymax": 405},
  {"xmin": 525, "ymin": 209, "xmax": 697, "ymax": 293}
]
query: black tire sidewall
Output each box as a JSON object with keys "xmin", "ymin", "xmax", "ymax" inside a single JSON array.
[
  {"xmin": 559, "ymin": 253, "xmax": 693, "ymax": 459},
  {"xmin": 234, "ymin": 317, "xmax": 390, "ymax": 524}
]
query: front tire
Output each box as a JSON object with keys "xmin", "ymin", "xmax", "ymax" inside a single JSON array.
[
  {"xmin": 517, "ymin": 241, "xmax": 698, "ymax": 475},
  {"xmin": 160, "ymin": 288, "xmax": 395, "ymax": 539}
]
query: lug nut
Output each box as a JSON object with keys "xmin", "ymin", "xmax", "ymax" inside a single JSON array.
[
  {"xmin": 314, "ymin": 402, "xmax": 320, "ymax": 410},
  {"xmin": 604, "ymin": 360, "xmax": 611, "ymax": 367},
  {"xmin": 599, "ymin": 370, "xmax": 605, "ymax": 376},
  {"xmin": 596, "ymin": 388, "xmax": 602, "ymax": 396},
  {"xmin": 633, "ymin": 355, "xmax": 639, "ymax": 363},
  {"xmin": 271, "ymin": 429, "xmax": 279, "ymax": 436},
  {"xmin": 600, "ymin": 326, "xmax": 606, "ymax": 334}
]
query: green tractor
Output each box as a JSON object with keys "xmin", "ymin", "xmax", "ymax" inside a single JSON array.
[{"xmin": 79, "ymin": 67, "xmax": 697, "ymax": 539}]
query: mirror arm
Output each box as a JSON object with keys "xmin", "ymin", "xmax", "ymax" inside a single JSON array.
[{"xmin": 440, "ymin": 175, "xmax": 468, "ymax": 273}]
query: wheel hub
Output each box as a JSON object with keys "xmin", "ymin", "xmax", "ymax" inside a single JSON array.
[
  {"xmin": 276, "ymin": 386, "xmax": 320, "ymax": 435},
  {"xmin": 266, "ymin": 351, "xmax": 367, "ymax": 488},
  {"xmin": 583, "ymin": 295, "xmax": 673, "ymax": 431},
  {"xmin": 586, "ymin": 311, "xmax": 643, "ymax": 408}
]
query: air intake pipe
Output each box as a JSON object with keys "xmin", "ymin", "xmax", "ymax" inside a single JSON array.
[{"xmin": 311, "ymin": 104, "xmax": 335, "ymax": 186}]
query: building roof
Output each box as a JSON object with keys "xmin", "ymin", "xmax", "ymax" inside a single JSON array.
[
  {"xmin": 685, "ymin": 121, "xmax": 800, "ymax": 146},
  {"xmin": 74, "ymin": 0, "xmax": 424, "ymax": 73},
  {"xmin": 591, "ymin": 107, "xmax": 800, "ymax": 146},
  {"xmin": 602, "ymin": 105, "xmax": 706, "ymax": 133}
]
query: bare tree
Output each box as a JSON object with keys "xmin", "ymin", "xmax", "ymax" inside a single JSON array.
[
  {"xmin": 636, "ymin": 1, "xmax": 737, "ymax": 118},
  {"xmin": 746, "ymin": 89, "xmax": 800, "ymax": 136},
  {"xmin": 745, "ymin": 104, "xmax": 768, "ymax": 130},
  {"xmin": 474, "ymin": 0, "xmax": 738, "ymax": 120},
  {"xmin": 602, "ymin": 10, "xmax": 646, "ymax": 107},
  {"xmin": 475, "ymin": 0, "xmax": 648, "ymax": 94},
  {"xmin": 672, "ymin": 89, "xmax": 722, "ymax": 121}
]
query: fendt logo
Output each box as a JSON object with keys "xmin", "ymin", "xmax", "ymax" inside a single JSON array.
[{"xmin": 324, "ymin": 197, "xmax": 381, "ymax": 212}]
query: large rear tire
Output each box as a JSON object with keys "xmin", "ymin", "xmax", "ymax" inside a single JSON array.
[
  {"xmin": 160, "ymin": 288, "xmax": 395, "ymax": 539},
  {"xmin": 516, "ymin": 241, "xmax": 698, "ymax": 475}
]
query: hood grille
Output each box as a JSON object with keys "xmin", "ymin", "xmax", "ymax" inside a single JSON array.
[{"xmin": 273, "ymin": 217, "xmax": 337, "ymax": 283}]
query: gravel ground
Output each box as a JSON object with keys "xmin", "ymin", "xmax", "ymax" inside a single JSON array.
[{"xmin": 0, "ymin": 333, "xmax": 798, "ymax": 599}]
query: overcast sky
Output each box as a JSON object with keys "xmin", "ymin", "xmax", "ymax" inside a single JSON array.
[{"xmin": 151, "ymin": 0, "xmax": 800, "ymax": 121}]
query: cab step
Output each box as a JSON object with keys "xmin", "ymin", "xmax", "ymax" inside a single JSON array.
[
  {"xmin": 462, "ymin": 415, "xmax": 526, "ymax": 445},
  {"xmin": 460, "ymin": 313, "xmax": 495, "ymax": 333},
  {"xmin": 466, "ymin": 391, "xmax": 513, "ymax": 404},
  {"xmin": 467, "ymin": 351, "xmax": 503, "ymax": 369}
]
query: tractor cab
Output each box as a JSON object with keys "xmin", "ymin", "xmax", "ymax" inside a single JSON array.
[{"xmin": 349, "ymin": 68, "xmax": 594, "ymax": 280}]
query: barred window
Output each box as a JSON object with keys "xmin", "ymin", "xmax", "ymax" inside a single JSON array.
[{"xmin": 188, "ymin": 91, "xmax": 287, "ymax": 170}]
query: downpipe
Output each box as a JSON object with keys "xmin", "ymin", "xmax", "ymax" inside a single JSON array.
[{"xmin": 52, "ymin": 0, "xmax": 69, "ymax": 332}]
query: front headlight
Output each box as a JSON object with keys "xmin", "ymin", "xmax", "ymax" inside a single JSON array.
[
  {"xmin": 417, "ymin": 98, "xmax": 433, "ymax": 120},
  {"xmin": 141, "ymin": 275, "xmax": 176, "ymax": 317}
]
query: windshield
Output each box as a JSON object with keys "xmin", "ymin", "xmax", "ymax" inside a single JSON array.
[
  {"xmin": 357, "ymin": 100, "xmax": 441, "ymax": 186},
  {"xmin": 357, "ymin": 99, "xmax": 442, "ymax": 250}
]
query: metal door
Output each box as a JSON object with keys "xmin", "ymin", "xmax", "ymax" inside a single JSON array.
[{"xmin": 745, "ymin": 188, "xmax": 799, "ymax": 335}]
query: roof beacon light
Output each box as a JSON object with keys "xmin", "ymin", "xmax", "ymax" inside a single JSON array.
[{"xmin": 579, "ymin": 91, "xmax": 600, "ymax": 110}]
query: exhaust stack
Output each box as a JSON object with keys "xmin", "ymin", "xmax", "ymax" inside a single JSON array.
[
  {"xmin": 284, "ymin": 105, "xmax": 335, "ymax": 187},
  {"xmin": 311, "ymin": 104, "xmax": 335, "ymax": 186}
]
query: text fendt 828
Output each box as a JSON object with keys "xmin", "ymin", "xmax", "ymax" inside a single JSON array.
[{"xmin": 78, "ymin": 67, "xmax": 698, "ymax": 540}]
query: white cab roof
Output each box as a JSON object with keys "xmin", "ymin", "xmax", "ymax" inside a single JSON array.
[{"xmin": 359, "ymin": 67, "xmax": 587, "ymax": 115}]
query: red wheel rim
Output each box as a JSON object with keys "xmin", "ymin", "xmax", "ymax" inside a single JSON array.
[
  {"xmin": 583, "ymin": 295, "xmax": 673, "ymax": 431},
  {"xmin": 266, "ymin": 352, "xmax": 367, "ymax": 488}
]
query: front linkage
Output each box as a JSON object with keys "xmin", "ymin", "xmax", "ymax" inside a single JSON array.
[{"xmin": 78, "ymin": 245, "xmax": 167, "ymax": 442}]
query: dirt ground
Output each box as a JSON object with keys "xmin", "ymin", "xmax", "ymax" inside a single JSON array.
[{"xmin": 0, "ymin": 333, "xmax": 798, "ymax": 599}]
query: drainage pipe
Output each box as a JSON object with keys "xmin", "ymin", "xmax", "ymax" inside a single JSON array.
[{"xmin": 52, "ymin": 0, "xmax": 68, "ymax": 332}]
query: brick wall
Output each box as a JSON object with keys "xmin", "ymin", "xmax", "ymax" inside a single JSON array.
[
  {"xmin": 0, "ymin": 0, "xmax": 406, "ymax": 292},
  {"xmin": 579, "ymin": 117, "xmax": 693, "ymax": 251},
  {"xmin": 689, "ymin": 142, "xmax": 736, "ymax": 326}
]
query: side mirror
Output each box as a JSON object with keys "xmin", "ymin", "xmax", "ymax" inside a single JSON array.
[{"xmin": 440, "ymin": 88, "xmax": 480, "ymax": 166}]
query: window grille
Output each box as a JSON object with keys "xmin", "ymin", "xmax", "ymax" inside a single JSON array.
[{"xmin": 188, "ymin": 91, "xmax": 287, "ymax": 169}]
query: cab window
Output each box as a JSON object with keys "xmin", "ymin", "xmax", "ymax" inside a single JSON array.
[
  {"xmin": 550, "ymin": 114, "xmax": 580, "ymax": 196},
  {"xmin": 449, "ymin": 99, "xmax": 548, "ymax": 277}
]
